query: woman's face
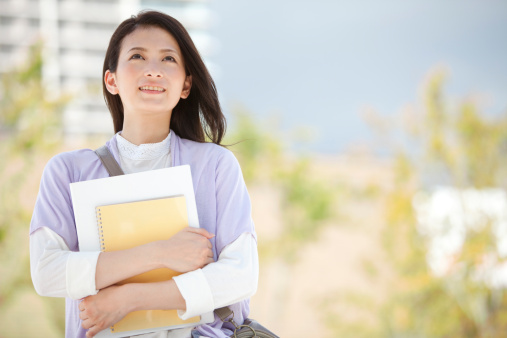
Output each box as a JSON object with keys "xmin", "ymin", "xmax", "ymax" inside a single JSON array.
[{"xmin": 104, "ymin": 26, "xmax": 192, "ymax": 120}]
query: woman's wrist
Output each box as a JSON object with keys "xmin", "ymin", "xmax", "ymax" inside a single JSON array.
[
  {"xmin": 122, "ymin": 280, "xmax": 186, "ymax": 312},
  {"xmin": 119, "ymin": 283, "xmax": 141, "ymax": 313},
  {"xmin": 149, "ymin": 240, "xmax": 172, "ymax": 270}
]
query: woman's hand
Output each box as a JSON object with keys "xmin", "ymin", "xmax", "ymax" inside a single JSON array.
[
  {"xmin": 79, "ymin": 285, "xmax": 130, "ymax": 338},
  {"xmin": 156, "ymin": 227, "xmax": 215, "ymax": 272},
  {"xmin": 94, "ymin": 227, "xmax": 215, "ymax": 293}
]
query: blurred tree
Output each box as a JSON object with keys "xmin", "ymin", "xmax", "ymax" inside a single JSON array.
[
  {"xmin": 323, "ymin": 70, "xmax": 507, "ymax": 337},
  {"xmin": 227, "ymin": 107, "xmax": 341, "ymax": 333},
  {"xmin": 226, "ymin": 108, "xmax": 338, "ymax": 263},
  {"xmin": 0, "ymin": 42, "xmax": 69, "ymax": 337}
]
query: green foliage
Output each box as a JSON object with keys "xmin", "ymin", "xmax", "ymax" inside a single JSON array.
[
  {"xmin": 225, "ymin": 106, "xmax": 284, "ymax": 182},
  {"xmin": 413, "ymin": 72, "xmax": 507, "ymax": 188},
  {"xmin": 273, "ymin": 158, "xmax": 335, "ymax": 262},
  {"xmin": 321, "ymin": 292, "xmax": 382, "ymax": 338},
  {"xmin": 0, "ymin": 44, "xmax": 69, "ymax": 154},
  {"xmin": 324, "ymin": 70, "xmax": 507, "ymax": 337},
  {"xmin": 226, "ymin": 108, "xmax": 338, "ymax": 263},
  {"xmin": 0, "ymin": 42, "xmax": 69, "ymax": 336}
]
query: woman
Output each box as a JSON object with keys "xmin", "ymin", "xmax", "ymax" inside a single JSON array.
[{"xmin": 30, "ymin": 11, "xmax": 258, "ymax": 338}]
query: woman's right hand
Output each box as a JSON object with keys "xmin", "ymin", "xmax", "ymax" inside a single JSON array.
[{"xmin": 155, "ymin": 227, "xmax": 215, "ymax": 272}]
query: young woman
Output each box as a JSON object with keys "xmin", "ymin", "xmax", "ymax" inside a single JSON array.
[{"xmin": 29, "ymin": 11, "xmax": 258, "ymax": 338}]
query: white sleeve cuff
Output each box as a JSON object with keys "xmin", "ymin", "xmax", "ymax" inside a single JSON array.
[
  {"xmin": 172, "ymin": 268, "xmax": 214, "ymax": 320},
  {"xmin": 202, "ymin": 233, "xmax": 258, "ymax": 309},
  {"xmin": 66, "ymin": 251, "xmax": 101, "ymax": 300}
]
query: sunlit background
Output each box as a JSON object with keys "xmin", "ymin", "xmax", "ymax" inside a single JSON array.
[{"xmin": 1, "ymin": 0, "xmax": 507, "ymax": 337}]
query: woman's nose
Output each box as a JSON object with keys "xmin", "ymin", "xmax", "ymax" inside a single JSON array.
[{"xmin": 144, "ymin": 64, "xmax": 163, "ymax": 78}]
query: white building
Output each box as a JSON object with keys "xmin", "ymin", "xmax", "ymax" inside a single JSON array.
[{"xmin": 0, "ymin": 0, "xmax": 218, "ymax": 136}]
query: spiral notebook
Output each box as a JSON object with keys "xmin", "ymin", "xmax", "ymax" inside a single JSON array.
[
  {"xmin": 70, "ymin": 165, "xmax": 214, "ymax": 337},
  {"xmin": 96, "ymin": 196, "xmax": 200, "ymax": 333}
]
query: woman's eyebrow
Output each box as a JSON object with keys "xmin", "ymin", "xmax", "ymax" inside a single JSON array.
[{"xmin": 127, "ymin": 47, "xmax": 178, "ymax": 54}]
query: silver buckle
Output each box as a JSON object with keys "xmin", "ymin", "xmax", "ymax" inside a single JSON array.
[{"xmin": 222, "ymin": 311, "xmax": 258, "ymax": 338}]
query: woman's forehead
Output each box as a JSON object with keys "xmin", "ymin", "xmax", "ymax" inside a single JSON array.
[{"xmin": 120, "ymin": 26, "xmax": 181, "ymax": 54}]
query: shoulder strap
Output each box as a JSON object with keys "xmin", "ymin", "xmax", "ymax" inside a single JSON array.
[{"xmin": 95, "ymin": 145, "xmax": 125, "ymax": 177}]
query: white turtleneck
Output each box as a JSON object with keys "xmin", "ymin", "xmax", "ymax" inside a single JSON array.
[
  {"xmin": 115, "ymin": 131, "xmax": 172, "ymax": 173},
  {"xmin": 30, "ymin": 132, "xmax": 258, "ymax": 338}
]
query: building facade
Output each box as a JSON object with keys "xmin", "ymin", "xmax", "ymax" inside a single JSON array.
[{"xmin": 0, "ymin": 0, "xmax": 217, "ymax": 136}]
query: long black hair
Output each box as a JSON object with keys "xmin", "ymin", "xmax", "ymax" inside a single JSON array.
[{"xmin": 102, "ymin": 10, "xmax": 226, "ymax": 144}]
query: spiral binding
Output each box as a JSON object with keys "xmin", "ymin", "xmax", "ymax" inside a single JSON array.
[
  {"xmin": 97, "ymin": 206, "xmax": 116, "ymax": 333},
  {"xmin": 96, "ymin": 207, "xmax": 106, "ymax": 251}
]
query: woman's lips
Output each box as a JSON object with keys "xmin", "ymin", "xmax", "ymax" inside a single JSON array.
[{"xmin": 139, "ymin": 86, "xmax": 166, "ymax": 92}]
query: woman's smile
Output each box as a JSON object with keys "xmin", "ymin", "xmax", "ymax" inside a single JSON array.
[{"xmin": 139, "ymin": 85, "xmax": 166, "ymax": 93}]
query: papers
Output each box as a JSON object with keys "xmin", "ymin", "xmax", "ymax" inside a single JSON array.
[
  {"xmin": 70, "ymin": 165, "xmax": 213, "ymax": 337},
  {"xmin": 71, "ymin": 166, "xmax": 200, "ymax": 252}
]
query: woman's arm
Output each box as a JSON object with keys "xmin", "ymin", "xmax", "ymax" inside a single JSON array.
[
  {"xmin": 173, "ymin": 232, "xmax": 258, "ymax": 319},
  {"xmin": 79, "ymin": 280, "xmax": 185, "ymax": 338},
  {"xmin": 30, "ymin": 226, "xmax": 214, "ymax": 299},
  {"xmin": 30, "ymin": 227, "xmax": 99, "ymax": 299},
  {"xmin": 78, "ymin": 232, "xmax": 258, "ymax": 338},
  {"xmin": 95, "ymin": 226, "xmax": 214, "ymax": 290}
]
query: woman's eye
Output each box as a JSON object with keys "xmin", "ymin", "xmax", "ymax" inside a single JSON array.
[
  {"xmin": 130, "ymin": 54, "xmax": 144, "ymax": 60},
  {"xmin": 163, "ymin": 56, "xmax": 176, "ymax": 62}
]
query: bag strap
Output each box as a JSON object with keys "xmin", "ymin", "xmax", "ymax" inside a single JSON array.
[
  {"xmin": 95, "ymin": 145, "xmax": 125, "ymax": 176},
  {"xmin": 215, "ymin": 306, "xmax": 280, "ymax": 338},
  {"xmin": 94, "ymin": 145, "xmax": 236, "ymax": 322},
  {"xmin": 214, "ymin": 306, "xmax": 233, "ymax": 322}
]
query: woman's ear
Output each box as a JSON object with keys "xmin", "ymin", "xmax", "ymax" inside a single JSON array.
[
  {"xmin": 180, "ymin": 75, "xmax": 192, "ymax": 99},
  {"xmin": 104, "ymin": 70, "xmax": 119, "ymax": 95}
]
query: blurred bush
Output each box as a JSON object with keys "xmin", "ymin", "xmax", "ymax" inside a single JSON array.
[
  {"xmin": 0, "ymin": 42, "xmax": 69, "ymax": 337},
  {"xmin": 226, "ymin": 108, "xmax": 339, "ymax": 263},
  {"xmin": 324, "ymin": 70, "xmax": 507, "ymax": 337}
]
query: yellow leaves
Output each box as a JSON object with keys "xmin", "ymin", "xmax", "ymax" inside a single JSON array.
[
  {"xmin": 365, "ymin": 69, "xmax": 507, "ymax": 336},
  {"xmin": 224, "ymin": 109, "xmax": 283, "ymax": 182},
  {"xmin": 0, "ymin": 42, "xmax": 70, "ymax": 155},
  {"xmin": 227, "ymin": 108, "xmax": 338, "ymax": 263},
  {"xmin": 0, "ymin": 41, "xmax": 69, "ymax": 337},
  {"xmin": 454, "ymin": 101, "xmax": 507, "ymax": 188}
]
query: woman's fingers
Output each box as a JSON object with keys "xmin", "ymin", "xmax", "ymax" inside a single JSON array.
[
  {"xmin": 78, "ymin": 286, "xmax": 128, "ymax": 338},
  {"xmin": 86, "ymin": 325, "xmax": 100, "ymax": 338},
  {"xmin": 81, "ymin": 317, "xmax": 93, "ymax": 330},
  {"xmin": 79, "ymin": 311, "xmax": 88, "ymax": 321},
  {"xmin": 185, "ymin": 227, "xmax": 215, "ymax": 239},
  {"xmin": 158, "ymin": 227, "xmax": 216, "ymax": 271}
]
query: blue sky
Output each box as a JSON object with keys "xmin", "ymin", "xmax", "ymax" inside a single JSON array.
[{"xmin": 209, "ymin": 0, "xmax": 507, "ymax": 153}]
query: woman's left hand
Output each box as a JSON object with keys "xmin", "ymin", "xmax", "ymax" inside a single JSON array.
[{"xmin": 79, "ymin": 285, "xmax": 130, "ymax": 338}]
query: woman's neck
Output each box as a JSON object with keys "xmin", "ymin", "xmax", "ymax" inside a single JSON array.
[{"xmin": 121, "ymin": 115, "xmax": 171, "ymax": 145}]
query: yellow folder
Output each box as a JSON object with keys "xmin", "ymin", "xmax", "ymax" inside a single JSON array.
[{"xmin": 96, "ymin": 196, "xmax": 200, "ymax": 333}]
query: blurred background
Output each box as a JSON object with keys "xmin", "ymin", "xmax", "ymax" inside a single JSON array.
[{"xmin": 1, "ymin": 0, "xmax": 507, "ymax": 336}]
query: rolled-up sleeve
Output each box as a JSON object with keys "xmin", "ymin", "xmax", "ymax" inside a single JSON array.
[
  {"xmin": 30, "ymin": 226, "xmax": 100, "ymax": 299},
  {"xmin": 173, "ymin": 232, "xmax": 258, "ymax": 320}
]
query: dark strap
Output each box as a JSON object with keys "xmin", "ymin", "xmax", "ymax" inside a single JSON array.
[
  {"xmin": 95, "ymin": 144, "xmax": 237, "ymax": 324},
  {"xmin": 215, "ymin": 306, "xmax": 279, "ymax": 337},
  {"xmin": 95, "ymin": 145, "xmax": 125, "ymax": 176},
  {"xmin": 214, "ymin": 306, "xmax": 233, "ymax": 321}
]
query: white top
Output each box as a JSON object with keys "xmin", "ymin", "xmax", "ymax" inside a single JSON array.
[{"xmin": 30, "ymin": 132, "xmax": 258, "ymax": 338}]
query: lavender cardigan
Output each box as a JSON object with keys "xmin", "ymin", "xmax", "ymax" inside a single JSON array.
[{"xmin": 30, "ymin": 131, "xmax": 256, "ymax": 338}]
